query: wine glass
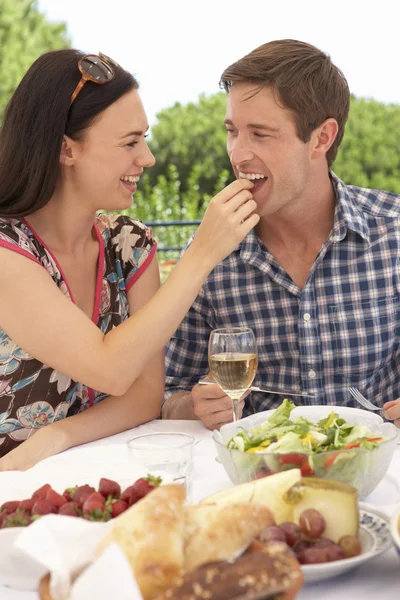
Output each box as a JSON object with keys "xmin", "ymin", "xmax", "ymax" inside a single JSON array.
[{"xmin": 208, "ymin": 327, "xmax": 258, "ymax": 422}]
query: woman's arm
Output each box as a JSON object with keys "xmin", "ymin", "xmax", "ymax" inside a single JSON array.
[
  {"xmin": 0, "ymin": 180, "xmax": 257, "ymax": 396},
  {"xmin": 0, "ymin": 259, "xmax": 165, "ymax": 471}
]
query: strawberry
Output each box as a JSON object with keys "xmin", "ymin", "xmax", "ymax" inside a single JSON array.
[
  {"xmin": 46, "ymin": 488, "xmax": 67, "ymax": 508},
  {"xmin": 2, "ymin": 511, "xmax": 31, "ymax": 528},
  {"xmin": 58, "ymin": 502, "xmax": 81, "ymax": 517},
  {"xmin": 120, "ymin": 485, "xmax": 142, "ymax": 506},
  {"xmin": 0, "ymin": 513, "xmax": 7, "ymax": 528},
  {"xmin": 32, "ymin": 499, "xmax": 58, "ymax": 516},
  {"xmin": 72, "ymin": 485, "xmax": 96, "ymax": 506},
  {"xmin": 132, "ymin": 475, "xmax": 162, "ymax": 500},
  {"xmin": 82, "ymin": 492, "xmax": 106, "ymax": 516},
  {"xmin": 0, "ymin": 500, "xmax": 21, "ymax": 514},
  {"xmin": 63, "ymin": 487, "xmax": 77, "ymax": 502},
  {"xmin": 98, "ymin": 478, "xmax": 121, "ymax": 499},
  {"xmin": 110, "ymin": 499, "xmax": 128, "ymax": 518},
  {"xmin": 18, "ymin": 499, "xmax": 34, "ymax": 514},
  {"xmin": 31, "ymin": 484, "xmax": 52, "ymax": 501}
]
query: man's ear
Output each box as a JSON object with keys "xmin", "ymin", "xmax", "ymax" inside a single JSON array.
[
  {"xmin": 60, "ymin": 135, "xmax": 77, "ymax": 166},
  {"xmin": 310, "ymin": 118, "xmax": 339, "ymax": 161}
]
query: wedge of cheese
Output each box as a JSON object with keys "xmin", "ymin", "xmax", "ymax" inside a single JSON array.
[
  {"xmin": 200, "ymin": 469, "xmax": 302, "ymax": 524},
  {"xmin": 284, "ymin": 477, "xmax": 359, "ymax": 543}
]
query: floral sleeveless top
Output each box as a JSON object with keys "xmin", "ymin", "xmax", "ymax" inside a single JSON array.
[{"xmin": 0, "ymin": 214, "xmax": 156, "ymax": 457}]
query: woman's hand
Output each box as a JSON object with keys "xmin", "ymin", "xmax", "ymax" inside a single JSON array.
[
  {"xmin": 0, "ymin": 426, "xmax": 69, "ymax": 472},
  {"xmin": 191, "ymin": 179, "xmax": 259, "ymax": 267},
  {"xmin": 383, "ymin": 400, "xmax": 400, "ymax": 428}
]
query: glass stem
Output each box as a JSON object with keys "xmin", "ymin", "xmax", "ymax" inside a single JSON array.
[{"xmin": 232, "ymin": 399, "xmax": 241, "ymax": 422}]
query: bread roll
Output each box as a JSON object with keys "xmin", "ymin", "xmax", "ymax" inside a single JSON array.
[
  {"xmin": 155, "ymin": 542, "xmax": 303, "ymax": 600},
  {"xmin": 184, "ymin": 502, "xmax": 275, "ymax": 572},
  {"xmin": 96, "ymin": 484, "xmax": 185, "ymax": 600}
]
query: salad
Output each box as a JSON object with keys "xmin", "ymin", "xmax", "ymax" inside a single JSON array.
[{"xmin": 227, "ymin": 399, "xmax": 385, "ymax": 480}]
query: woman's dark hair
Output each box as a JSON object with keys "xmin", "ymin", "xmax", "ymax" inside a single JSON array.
[{"xmin": 0, "ymin": 49, "xmax": 138, "ymax": 217}]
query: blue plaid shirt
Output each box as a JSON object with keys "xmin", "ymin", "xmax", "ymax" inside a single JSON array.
[{"xmin": 165, "ymin": 173, "xmax": 400, "ymax": 414}]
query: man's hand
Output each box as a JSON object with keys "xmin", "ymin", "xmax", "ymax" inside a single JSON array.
[
  {"xmin": 383, "ymin": 400, "xmax": 400, "ymax": 428},
  {"xmin": 192, "ymin": 382, "xmax": 245, "ymax": 430}
]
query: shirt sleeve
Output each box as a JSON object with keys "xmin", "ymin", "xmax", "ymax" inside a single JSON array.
[
  {"xmin": 108, "ymin": 215, "xmax": 157, "ymax": 292},
  {"xmin": 164, "ymin": 281, "xmax": 214, "ymax": 399}
]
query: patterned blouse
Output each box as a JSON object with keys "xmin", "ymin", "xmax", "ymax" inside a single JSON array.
[{"xmin": 0, "ymin": 214, "xmax": 156, "ymax": 457}]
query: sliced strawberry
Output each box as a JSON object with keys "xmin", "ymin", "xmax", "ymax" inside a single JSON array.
[
  {"xmin": 110, "ymin": 499, "xmax": 128, "ymax": 518},
  {"xmin": 32, "ymin": 499, "xmax": 58, "ymax": 516},
  {"xmin": 46, "ymin": 488, "xmax": 67, "ymax": 508},
  {"xmin": 0, "ymin": 500, "xmax": 21, "ymax": 514},
  {"xmin": 98, "ymin": 478, "xmax": 121, "ymax": 499},
  {"xmin": 31, "ymin": 484, "xmax": 52, "ymax": 501},
  {"xmin": 58, "ymin": 502, "xmax": 82, "ymax": 517}
]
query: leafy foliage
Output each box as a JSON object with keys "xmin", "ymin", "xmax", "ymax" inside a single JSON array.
[{"xmin": 0, "ymin": 0, "xmax": 70, "ymax": 120}]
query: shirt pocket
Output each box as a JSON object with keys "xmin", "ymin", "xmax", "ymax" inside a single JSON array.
[{"xmin": 328, "ymin": 295, "xmax": 399, "ymax": 378}]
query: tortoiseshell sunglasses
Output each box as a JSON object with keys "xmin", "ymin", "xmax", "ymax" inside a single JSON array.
[{"xmin": 70, "ymin": 52, "xmax": 118, "ymax": 105}]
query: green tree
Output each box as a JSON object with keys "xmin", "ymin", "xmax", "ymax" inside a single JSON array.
[
  {"xmin": 148, "ymin": 92, "xmax": 232, "ymax": 197},
  {"xmin": 0, "ymin": 0, "xmax": 69, "ymax": 119},
  {"xmin": 334, "ymin": 96, "xmax": 400, "ymax": 192}
]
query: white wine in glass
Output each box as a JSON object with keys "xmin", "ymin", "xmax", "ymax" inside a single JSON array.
[{"xmin": 208, "ymin": 327, "xmax": 258, "ymax": 422}]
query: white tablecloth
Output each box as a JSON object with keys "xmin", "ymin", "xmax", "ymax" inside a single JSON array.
[{"xmin": 1, "ymin": 419, "xmax": 400, "ymax": 599}]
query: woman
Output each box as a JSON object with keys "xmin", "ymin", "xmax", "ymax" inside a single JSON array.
[{"xmin": 0, "ymin": 50, "xmax": 259, "ymax": 470}]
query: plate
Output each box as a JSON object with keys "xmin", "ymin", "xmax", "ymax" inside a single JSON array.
[{"xmin": 302, "ymin": 502, "xmax": 392, "ymax": 583}]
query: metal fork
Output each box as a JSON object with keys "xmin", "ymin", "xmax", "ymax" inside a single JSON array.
[{"xmin": 348, "ymin": 387, "xmax": 382, "ymax": 411}]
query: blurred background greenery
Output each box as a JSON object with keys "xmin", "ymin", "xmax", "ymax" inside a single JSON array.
[{"xmin": 1, "ymin": 1, "xmax": 400, "ymax": 282}]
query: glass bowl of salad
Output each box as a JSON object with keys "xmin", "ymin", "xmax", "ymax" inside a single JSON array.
[{"xmin": 213, "ymin": 400, "xmax": 398, "ymax": 499}]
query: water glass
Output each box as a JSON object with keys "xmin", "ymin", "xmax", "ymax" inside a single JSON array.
[{"xmin": 127, "ymin": 432, "xmax": 194, "ymax": 502}]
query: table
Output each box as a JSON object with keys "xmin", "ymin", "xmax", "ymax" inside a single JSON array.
[{"xmin": 1, "ymin": 419, "xmax": 400, "ymax": 599}]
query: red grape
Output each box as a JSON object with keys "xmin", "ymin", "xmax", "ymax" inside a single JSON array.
[
  {"xmin": 297, "ymin": 546, "xmax": 329, "ymax": 564},
  {"xmin": 299, "ymin": 508, "xmax": 326, "ymax": 538},
  {"xmin": 259, "ymin": 525, "xmax": 286, "ymax": 543},
  {"xmin": 279, "ymin": 522, "xmax": 302, "ymax": 546}
]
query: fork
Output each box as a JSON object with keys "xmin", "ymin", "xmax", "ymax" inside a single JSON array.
[{"xmin": 348, "ymin": 387, "xmax": 382, "ymax": 411}]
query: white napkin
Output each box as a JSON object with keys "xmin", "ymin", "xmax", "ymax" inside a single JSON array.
[{"xmin": 11, "ymin": 514, "xmax": 143, "ymax": 600}]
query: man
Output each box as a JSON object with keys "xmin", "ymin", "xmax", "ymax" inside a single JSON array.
[{"xmin": 162, "ymin": 39, "xmax": 400, "ymax": 430}]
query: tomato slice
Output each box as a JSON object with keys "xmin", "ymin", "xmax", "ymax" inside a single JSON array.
[{"xmin": 279, "ymin": 453, "xmax": 306, "ymax": 466}]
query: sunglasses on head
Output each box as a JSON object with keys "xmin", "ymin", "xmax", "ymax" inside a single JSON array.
[{"xmin": 70, "ymin": 52, "xmax": 118, "ymax": 105}]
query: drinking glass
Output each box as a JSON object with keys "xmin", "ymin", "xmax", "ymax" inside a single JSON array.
[
  {"xmin": 208, "ymin": 327, "xmax": 258, "ymax": 422},
  {"xmin": 127, "ymin": 432, "xmax": 194, "ymax": 502}
]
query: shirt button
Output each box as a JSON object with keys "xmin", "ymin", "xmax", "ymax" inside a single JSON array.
[
  {"xmin": 303, "ymin": 313, "xmax": 311, "ymax": 322},
  {"xmin": 308, "ymin": 369, "xmax": 316, "ymax": 379}
]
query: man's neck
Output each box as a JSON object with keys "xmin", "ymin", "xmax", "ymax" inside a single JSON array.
[{"xmin": 256, "ymin": 175, "xmax": 336, "ymax": 250}]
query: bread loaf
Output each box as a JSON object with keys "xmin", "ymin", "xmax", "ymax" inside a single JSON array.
[{"xmin": 96, "ymin": 484, "xmax": 186, "ymax": 600}]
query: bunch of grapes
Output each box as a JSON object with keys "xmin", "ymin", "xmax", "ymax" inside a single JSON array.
[
  {"xmin": 259, "ymin": 509, "xmax": 361, "ymax": 564},
  {"xmin": 0, "ymin": 474, "xmax": 161, "ymax": 529}
]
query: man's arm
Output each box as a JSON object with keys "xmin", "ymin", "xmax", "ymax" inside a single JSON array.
[{"xmin": 162, "ymin": 390, "xmax": 196, "ymax": 420}]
